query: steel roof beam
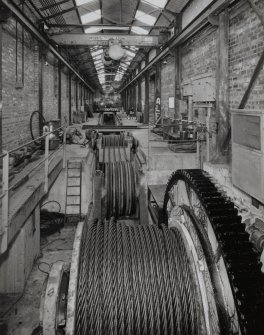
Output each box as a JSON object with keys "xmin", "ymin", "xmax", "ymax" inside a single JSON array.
[
  {"xmin": 52, "ymin": 33, "xmax": 162, "ymax": 46},
  {"xmin": 47, "ymin": 23, "xmax": 167, "ymax": 28}
]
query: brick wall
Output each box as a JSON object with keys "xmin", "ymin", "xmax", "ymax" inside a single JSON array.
[
  {"xmin": 43, "ymin": 55, "xmax": 58, "ymax": 122},
  {"xmin": 2, "ymin": 18, "xmax": 39, "ymax": 150},
  {"xmin": 181, "ymin": 25, "xmax": 217, "ymax": 84},
  {"xmin": 229, "ymin": 0, "xmax": 264, "ymax": 110},
  {"xmin": 1, "ymin": 10, "xmax": 93, "ymax": 151},
  {"xmin": 161, "ymin": 56, "xmax": 175, "ymax": 119}
]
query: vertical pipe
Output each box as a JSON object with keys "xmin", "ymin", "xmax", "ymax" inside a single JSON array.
[
  {"xmin": 155, "ymin": 61, "xmax": 161, "ymax": 124},
  {"xmin": 1, "ymin": 151, "xmax": 9, "ymax": 253},
  {"xmin": 76, "ymin": 80, "xmax": 78, "ymax": 111},
  {"xmin": 63, "ymin": 126, "xmax": 67, "ymax": 169},
  {"xmin": 58, "ymin": 60, "xmax": 61, "ymax": 120},
  {"xmin": 69, "ymin": 72, "xmax": 72, "ymax": 124},
  {"xmin": 39, "ymin": 44, "xmax": 44, "ymax": 134},
  {"xmin": 138, "ymin": 79, "xmax": 141, "ymax": 122},
  {"xmin": 144, "ymin": 71, "xmax": 149, "ymax": 124},
  {"xmin": 44, "ymin": 134, "xmax": 49, "ymax": 193}
]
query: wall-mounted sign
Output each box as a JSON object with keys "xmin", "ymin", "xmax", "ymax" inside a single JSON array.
[{"xmin": 169, "ymin": 97, "xmax": 174, "ymax": 109}]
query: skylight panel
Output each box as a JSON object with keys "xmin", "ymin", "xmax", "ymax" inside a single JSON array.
[
  {"xmin": 76, "ymin": 0, "xmax": 95, "ymax": 6},
  {"xmin": 141, "ymin": 0, "xmax": 167, "ymax": 9},
  {"xmin": 91, "ymin": 48, "xmax": 103, "ymax": 57},
  {"xmin": 85, "ymin": 27, "xmax": 101, "ymax": 34},
  {"xmin": 135, "ymin": 10, "xmax": 156, "ymax": 26},
  {"xmin": 126, "ymin": 50, "xmax": 136, "ymax": 58},
  {"xmin": 131, "ymin": 26, "xmax": 149, "ymax": 35},
  {"xmin": 81, "ymin": 9, "xmax": 101, "ymax": 24}
]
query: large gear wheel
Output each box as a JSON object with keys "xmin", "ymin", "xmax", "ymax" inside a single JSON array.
[{"xmin": 162, "ymin": 169, "xmax": 264, "ymax": 335}]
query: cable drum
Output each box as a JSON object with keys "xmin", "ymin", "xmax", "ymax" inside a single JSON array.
[
  {"xmin": 75, "ymin": 218, "xmax": 205, "ymax": 335},
  {"xmin": 103, "ymin": 161, "xmax": 136, "ymax": 218}
]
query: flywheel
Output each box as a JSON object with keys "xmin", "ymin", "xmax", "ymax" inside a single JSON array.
[{"xmin": 163, "ymin": 169, "xmax": 264, "ymax": 335}]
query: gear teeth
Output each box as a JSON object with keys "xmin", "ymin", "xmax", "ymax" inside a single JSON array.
[{"xmin": 163, "ymin": 168, "xmax": 264, "ymax": 334}]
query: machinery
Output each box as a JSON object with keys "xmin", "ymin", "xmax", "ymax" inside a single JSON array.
[
  {"xmin": 41, "ymin": 167, "xmax": 264, "ymax": 335},
  {"xmin": 98, "ymin": 108, "xmax": 122, "ymax": 127},
  {"xmin": 30, "ymin": 111, "xmax": 61, "ymax": 149}
]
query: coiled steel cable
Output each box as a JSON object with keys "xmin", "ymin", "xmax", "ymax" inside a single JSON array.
[
  {"xmin": 75, "ymin": 218, "xmax": 201, "ymax": 335},
  {"xmin": 104, "ymin": 161, "xmax": 136, "ymax": 218}
]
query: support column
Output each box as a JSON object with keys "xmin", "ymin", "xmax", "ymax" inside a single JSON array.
[
  {"xmin": 144, "ymin": 71, "xmax": 149, "ymax": 124},
  {"xmin": 38, "ymin": 44, "xmax": 44, "ymax": 133},
  {"xmin": 215, "ymin": 9, "xmax": 229, "ymax": 162},
  {"xmin": 174, "ymin": 47, "xmax": 182, "ymax": 119},
  {"xmin": 69, "ymin": 72, "xmax": 72, "ymax": 124},
  {"xmin": 155, "ymin": 61, "xmax": 161, "ymax": 123},
  {"xmin": 132, "ymin": 84, "xmax": 136, "ymax": 112},
  {"xmin": 76, "ymin": 80, "xmax": 78, "ymax": 111},
  {"xmin": 138, "ymin": 78, "xmax": 141, "ymax": 114},
  {"xmin": 58, "ymin": 60, "xmax": 61, "ymax": 120}
]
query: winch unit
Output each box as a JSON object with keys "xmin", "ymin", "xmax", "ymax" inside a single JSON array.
[{"xmin": 41, "ymin": 169, "xmax": 264, "ymax": 335}]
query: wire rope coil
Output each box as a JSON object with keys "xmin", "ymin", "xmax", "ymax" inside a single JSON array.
[{"xmin": 75, "ymin": 218, "xmax": 205, "ymax": 335}]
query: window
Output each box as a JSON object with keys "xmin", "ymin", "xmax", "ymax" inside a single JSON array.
[
  {"xmin": 131, "ymin": 26, "xmax": 149, "ymax": 35},
  {"xmin": 81, "ymin": 9, "xmax": 101, "ymax": 24},
  {"xmin": 135, "ymin": 10, "xmax": 156, "ymax": 25},
  {"xmin": 142, "ymin": 0, "xmax": 167, "ymax": 9}
]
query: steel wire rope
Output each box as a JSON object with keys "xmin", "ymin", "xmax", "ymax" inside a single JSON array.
[{"xmin": 75, "ymin": 219, "xmax": 203, "ymax": 335}]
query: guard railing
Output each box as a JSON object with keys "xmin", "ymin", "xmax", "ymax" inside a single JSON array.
[{"xmin": 0, "ymin": 125, "xmax": 68, "ymax": 254}]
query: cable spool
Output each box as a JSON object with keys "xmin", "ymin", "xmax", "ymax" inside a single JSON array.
[
  {"xmin": 75, "ymin": 218, "xmax": 204, "ymax": 335},
  {"xmin": 103, "ymin": 161, "xmax": 136, "ymax": 218},
  {"xmin": 102, "ymin": 134, "xmax": 126, "ymax": 148}
]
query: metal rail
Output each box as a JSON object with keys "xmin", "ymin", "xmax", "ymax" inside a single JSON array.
[{"xmin": 0, "ymin": 125, "xmax": 68, "ymax": 254}]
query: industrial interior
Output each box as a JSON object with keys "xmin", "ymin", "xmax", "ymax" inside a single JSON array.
[{"xmin": 0, "ymin": 0, "xmax": 264, "ymax": 334}]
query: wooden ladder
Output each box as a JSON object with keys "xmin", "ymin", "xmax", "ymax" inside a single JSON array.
[{"xmin": 65, "ymin": 159, "xmax": 82, "ymax": 223}]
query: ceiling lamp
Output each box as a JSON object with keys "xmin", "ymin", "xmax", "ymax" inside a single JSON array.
[
  {"xmin": 108, "ymin": 39, "xmax": 126, "ymax": 60},
  {"xmin": 109, "ymin": 45, "xmax": 126, "ymax": 60}
]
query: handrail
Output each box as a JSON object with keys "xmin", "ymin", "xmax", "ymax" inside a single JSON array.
[
  {"xmin": 0, "ymin": 124, "xmax": 68, "ymax": 254},
  {"xmin": 0, "ymin": 124, "xmax": 66, "ymax": 157},
  {"xmin": 9, "ymin": 124, "xmax": 66, "ymax": 154}
]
